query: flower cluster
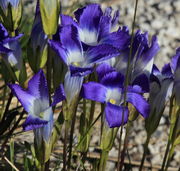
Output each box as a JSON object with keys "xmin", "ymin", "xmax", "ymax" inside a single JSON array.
[{"xmin": 1, "ymin": 1, "xmax": 180, "ymax": 170}]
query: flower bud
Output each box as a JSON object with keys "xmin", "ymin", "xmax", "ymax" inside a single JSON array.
[
  {"xmin": 0, "ymin": 0, "xmax": 22, "ymax": 31},
  {"xmin": 39, "ymin": 0, "xmax": 60, "ymax": 35}
]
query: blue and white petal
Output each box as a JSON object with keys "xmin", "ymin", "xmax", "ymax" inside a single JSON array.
[
  {"xmin": 100, "ymin": 71, "xmax": 124, "ymax": 88},
  {"xmin": 126, "ymin": 92, "xmax": 150, "ymax": 118},
  {"xmin": 22, "ymin": 114, "xmax": 48, "ymax": 131},
  {"xmin": 100, "ymin": 28, "xmax": 130, "ymax": 50},
  {"xmin": 96, "ymin": 63, "xmax": 115, "ymax": 79},
  {"xmin": 81, "ymin": 82, "xmax": 107, "ymax": 103},
  {"xmin": 74, "ymin": 4, "xmax": 103, "ymax": 45},
  {"xmin": 48, "ymin": 40, "xmax": 68, "ymax": 64},
  {"xmin": 60, "ymin": 25, "xmax": 84, "ymax": 65},
  {"xmin": 69, "ymin": 65, "xmax": 93, "ymax": 77},
  {"xmin": 86, "ymin": 44, "xmax": 120, "ymax": 64},
  {"xmin": 28, "ymin": 70, "xmax": 49, "ymax": 103},
  {"xmin": 8, "ymin": 84, "xmax": 36, "ymax": 114},
  {"xmin": 105, "ymin": 102, "xmax": 129, "ymax": 128},
  {"xmin": 52, "ymin": 84, "xmax": 66, "ymax": 106},
  {"xmin": 42, "ymin": 107, "xmax": 53, "ymax": 142},
  {"xmin": 64, "ymin": 71, "xmax": 84, "ymax": 104}
]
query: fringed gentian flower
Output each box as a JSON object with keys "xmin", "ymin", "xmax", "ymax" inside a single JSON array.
[
  {"xmin": 9, "ymin": 70, "xmax": 66, "ymax": 146},
  {"xmin": 170, "ymin": 48, "xmax": 180, "ymax": 105},
  {"xmin": 145, "ymin": 63, "xmax": 173, "ymax": 135},
  {"xmin": 0, "ymin": 23, "xmax": 23, "ymax": 70},
  {"xmin": 81, "ymin": 63, "xmax": 149, "ymax": 128},
  {"xmin": 61, "ymin": 4, "xmax": 130, "ymax": 49},
  {"xmin": 110, "ymin": 31, "xmax": 160, "ymax": 92},
  {"xmin": 49, "ymin": 24, "xmax": 120, "ymax": 104}
]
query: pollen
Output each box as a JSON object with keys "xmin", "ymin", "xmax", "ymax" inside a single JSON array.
[
  {"xmin": 109, "ymin": 98, "xmax": 116, "ymax": 104},
  {"xmin": 39, "ymin": 112, "xmax": 44, "ymax": 119},
  {"xmin": 72, "ymin": 62, "xmax": 80, "ymax": 66}
]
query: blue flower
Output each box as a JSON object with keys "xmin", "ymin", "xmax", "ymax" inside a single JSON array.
[
  {"xmin": 145, "ymin": 64, "xmax": 173, "ymax": 134},
  {"xmin": 0, "ymin": 23, "xmax": 23, "ymax": 70},
  {"xmin": 110, "ymin": 31, "xmax": 160, "ymax": 92},
  {"xmin": 9, "ymin": 70, "xmax": 66, "ymax": 145},
  {"xmin": 81, "ymin": 63, "xmax": 149, "ymax": 128},
  {"xmin": 61, "ymin": 4, "xmax": 130, "ymax": 49},
  {"xmin": 49, "ymin": 25, "xmax": 120, "ymax": 104}
]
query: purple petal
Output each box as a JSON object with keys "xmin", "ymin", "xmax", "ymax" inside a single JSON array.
[
  {"xmin": 60, "ymin": 25, "xmax": 82, "ymax": 53},
  {"xmin": 86, "ymin": 44, "xmax": 120, "ymax": 64},
  {"xmin": 162, "ymin": 63, "xmax": 173, "ymax": 78},
  {"xmin": 105, "ymin": 102, "xmax": 129, "ymax": 128},
  {"xmin": 0, "ymin": 23, "xmax": 8, "ymax": 40},
  {"xmin": 135, "ymin": 35, "xmax": 160, "ymax": 74},
  {"xmin": 111, "ymin": 10, "xmax": 120, "ymax": 28},
  {"xmin": 126, "ymin": 92, "xmax": 150, "ymax": 118},
  {"xmin": 0, "ymin": 44, "xmax": 12, "ymax": 53},
  {"xmin": 127, "ymin": 85, "xmax": 143, "ymax": 94},
  {"xmin": 101, "ymin": 28, "xmax": 130, "ymax": 50},
  {"xmin": 151, "ymin": 64, "xmax": 161, "ymax": 76},
  {"xmin": 69, "ymin": 65, "xmax": 93, "ymax": 77},
  {"xmin": 81, "ymin": 82, "xmax": 107, "ymax": 103},
  {"xmin": 170, "ymin": 47, "xmax": 180, "ymax": 72},
  {"xmin": 22, "ymin": 115, "xmax": 48, "ymax": 131},
  {"xmin": 100, "ymin": 71, "xmax": 124, "ymax": 88},
  {"xmin": 132, "ymin": 74, "xmax": 150, "ymax": 92},
  {"xmin": 98, "ymin": 15, "xmax": 111, "ymax": 40},
  {"xmin": 61, "ymin": 14, "xmax": 78, "ymax": 27},
  {"xmin": 96, "ymin": 63, "xmax": 115, "ymax": 79},
  {"xmin": 48, "ymin": 40, "xmax": 68, "ymax": 64},
  {"xmin": 8, "ymin": 84, "xmax": 35, "ymax": 114},
  {"xmin": 74, "ymin": 4, "xmax": 103, "ymax": 32},
  {"xmin": 52, "ymin": 84, "xmax": 66, "ymax": 106},
  {"xmin": 28, "ymin": 70, "xmax": 49, "ymax": 103},
  {"xmin": 42, "ymin": 107, "xmax": 53, "ymax": 142}
]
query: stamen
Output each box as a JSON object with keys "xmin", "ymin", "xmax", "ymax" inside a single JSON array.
[
  {"xmin": 72, "ymin": 62, "xmax": 80, "ymax": 66},
  {"xmin": 109, "ymin": 98, "xmax": 116, "ymax": 104}
]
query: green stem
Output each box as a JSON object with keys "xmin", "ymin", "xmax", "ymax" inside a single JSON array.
[
  {"xmin": 47, "ymin": 35, "xmax": 53, "ymax": 102},
  {"xmin": 117, "ymin": 0, "xmax": 139, "ymax": 170},
  {"xmin": 0, "ymin": 86, "xmax": 7, "ymax": 121},
  {"xmin": 63, "ymin": 120, "xmax": 69, "ymax": 171},
  {"xmin": 99, "ymin": 150, "xmax": 109, "ymax": 171},
  {"xmin": 161, "ymin": 140, "xmax": 171, "ymax": 171},
  {"xmin": 139, "ymin": 134, "xmax": 151, "ymax": 171},
  {"xmin": 67, "ymin": 107, "xmax": 77, "ymax": 171},
  {"xmin": 75, "ymin": 112, "xmax": 102, "ymax": 150},
  {"xmin": 164, "ymin": 145, "xmax": 175, "ymax": 171},
  {"xmin": 119, "ymin": 121, "xmax": 133, "ymax": 170}
]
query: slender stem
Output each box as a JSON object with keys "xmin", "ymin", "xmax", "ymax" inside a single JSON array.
[
  {"xmin": 139, "ymin": 135, "xmax": 151, "ymax": 171},
  {"xmin": 67, "ymin": 107, "xmax": 77, "ymax": 170},
  {"xmin": 120, "ymin": 121, "xmax": 133, "ymax": 170},
  {"xmin": 63, "ymin": 120, "xmax": 69, "ymax": 171},
  {"xmin": 1, "ymin": 92, "xmax": 13, "ymax": 123},
  {"xmin": 0, "ymin": 110, "xmax": 25, "ymax": 154},
  {"xmin": 99, "ymin": 150, "xmax": 109, "ymax": 171},
  {"xmin": 0, "ymin": 86, "xmax": 7, "ymax": 121},
  {"xmin": 75, "ymin": 112, "xmax": 102, "ymax": 150},
  {"xmin": 47, "ymin": 35, "xmax": 53, "ymax": 102},
  {"xmin": 117, "ymin": 0, "xmax": 139, "ymax": 170},
  {"xmin": 161, "ymin": 140, "xmax": 171, "ymax": 171},
  {"xmin": 4, "ymin": 156, "xmax": 19, "ymax": 171}
]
